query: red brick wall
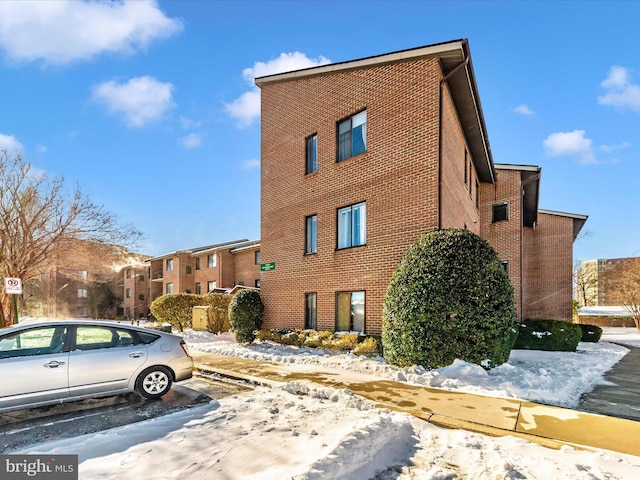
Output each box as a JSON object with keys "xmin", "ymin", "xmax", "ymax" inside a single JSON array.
[
  {"xmin": 440, "ymin": 83, "xmax": 481, "ymax": 234},
  {"xmin": 479, "ymin": 169, "xmax": 523, "ymax": 319},
  {"xmin": 233, "ymin": 248, "xmax": 261, "ymax": 287},
  {"xmin": 122, "ymin": 266, "xmax": 150, "ymax": 318},
  {"xmin": 260, "ymin": 58, "xmax": 468, "ymax": 335},
  {"xmin": 522, "ymin": 212, "xmax": 574, "ymax": 320},
  {"xmin": 193, "ymin": 253, "xmax": 220, "ymax": 291}
]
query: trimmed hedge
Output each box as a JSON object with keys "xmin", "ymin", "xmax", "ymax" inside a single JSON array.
[
  {"xmin": 578, "ymin": 323, "xmax": 603, "ymax": 343},
  {"xmin": 256, "ymin": 329, "xmax": 383, "ymax": 356},
  {"xmin": 513, "ymin": 319, "xmax": 582, "ymax": 352},
  {"xmin": 150, "ymin": 293, "xmax": 231, "ymax": 332},
  {"xmin": 382, "ymin": 229, "xmax": 517, "ymax": 369},
  {"xmin": 228, "ymin": 289, "xmax": 264, "ymax": 343}
]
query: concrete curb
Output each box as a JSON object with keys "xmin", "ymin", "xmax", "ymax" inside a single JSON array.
[{"xmin": 192, "ymin": 352, "xmax": 640, "ymax": 456}]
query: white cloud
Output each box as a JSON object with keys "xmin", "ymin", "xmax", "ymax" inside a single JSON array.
[
  {"xmin": 225, "ymin": 52, "xmax": 331, "ymax": 128},
  {"xmin": 0, "ymin": 0, "xmax": 182, "ymax": 65},
  {"xmin": 178, "ymin": 133, "xmax": 201, "ymax": 149},
  {"xmin": 514, "ymin": 104, "xmax": 534, "ymax": 116},
  {"xmin": 92, "ymin": 76, "xmax": 175, "ymax": 127},
  {"xmin": 600, "ymin": 141, "xmax": 631, "ymax": 153},
  {"xmin": 179, "ymin": 116, "xmax": 202, "ymax": 130},
  {"xmin": 598, "ymin": 66, "xmax": 640, "ymax": 111},
  {"xmin": 543, "ymin": 130, "xmax": 597, "ymax": 165},
  {"xmin": 36, "ymin": 145, "xmax": 48, "ymax": 154},
  {"xmin": 224, "ymin": 90, "xmax": 262, "ymax": 128},
  {"xmin": 242, "ymin": 159, "xmax": 260, "ymax": 170},
  {"xmin": 0, "ymin": 133, "xmax": 24, "ymax": 155}
]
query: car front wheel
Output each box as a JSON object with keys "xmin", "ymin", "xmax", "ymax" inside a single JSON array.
[{"xmin": 135, "ymin": 366, "xmax": 173, "ymax": 399}]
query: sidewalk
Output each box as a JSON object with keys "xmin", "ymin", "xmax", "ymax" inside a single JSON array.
[
  {"xmin": 579, "ymin": 344, "xmax": 640, "ymax": 421},
  {"xmin": 191, "ymin": 351, "xmax": 640, "ymax": 457}
]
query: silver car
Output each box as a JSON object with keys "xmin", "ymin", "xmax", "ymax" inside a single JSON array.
[{"xmin": 0, "ymin": 320, "xmax": 193, "ymax": 413}]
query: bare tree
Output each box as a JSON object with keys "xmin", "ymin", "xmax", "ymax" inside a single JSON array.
[
  {"xmin": 601, "ymin": 258, "xmax": 640, "ymax": 330},
  {"xmin": 574, "ymin": 261, "xmax": 600, "ymax": 307},
  {"xmin": 0, "ymin": 152, "xmax": 142, "ymax": 326}
]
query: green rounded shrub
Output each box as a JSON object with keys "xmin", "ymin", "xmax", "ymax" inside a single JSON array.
[
  {"xmin": 228, "ymin": 289, "xmax": 264, "ymax": 343},
  {"xmin": 513, "ymin": 319, "xmax": 582, "ymax": 351},
  {"xmin": 382, "ymin": 229, "xmax": 517, "ymax": 369},
  {"xmin": 578, "ymin": 323, "xmax": 603, "ymax": 343}
]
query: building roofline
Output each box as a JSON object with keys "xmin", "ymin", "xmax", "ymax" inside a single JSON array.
[
  {"xmin": 229, "ymin": 240, "xmax": 261, "ymax": 253},
  {"xmin": 539, "ymin": 209, "xmax": 589, "ymax": 240},
  {"xmin": 146, "ymin": 239, "xmax": 250, "ymax": 262},
  {"xmin": 190, "ymin": 239, "xmax": 253, "ymax": 256},
  {"xmin": 495, "ymin": 163, "xmax": 541, "ymax": 172},
  {"xmin": 539, "ymin": 209, "xmax": 588, "ymax": 220},
  {"xmin": 255, "ymin": 38, "xmax": 495, "ymax": 184},
  {"xmin": 255, "ymin": 39, "xmax": 467, "ymax": 85}
]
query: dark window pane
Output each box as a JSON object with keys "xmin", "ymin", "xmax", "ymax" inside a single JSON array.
[{"xmin": 492, "ymin": 202, "xmax": 508, "ymax": 223}]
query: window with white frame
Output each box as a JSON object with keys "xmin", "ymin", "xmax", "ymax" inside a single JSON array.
[
  {"xmin": 195, "ymin": 283, "xmax": 201, "ymax": 294},
  {"xmin": 208, "ymin": 254, "xmax": 216, "ymax": 268},
  {"xmin": 255, "ymin": 250, "xmax": 261, "ymax": 265},
  {"xmin": 166, "ymin": 283, "xmax": 173, "ymax": 294},
  {"xmin": 78, "ymin": 288, "xmax": 88, "ymax": 299},
  {"xmin": 337, "ymin": 110, "xmax": 366, "ymax": 161},
  {"xmin": 166, "ymin": 259, "xmax": 174, "ymax": 271},
  {"xmin": 337, "ymin": 202, "xmax": 366, "ymax": 249},
  {"xmin": 207, "ymin": 281, "xmax": 216, "ymax": 292}
]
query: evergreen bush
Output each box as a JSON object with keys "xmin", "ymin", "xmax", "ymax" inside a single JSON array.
[
  {"xmin": 578, "ymin": 323, "xmax": 603, "ymax": 343},
  {"xmin": 513, "ymin": 319, "xmax": 582, "ymax": 351},
  {"xmin": 150, "ymin": 293, "xmax": 232, "ymax": 333},
  {"xmin": 382, "ymin": 229, "xmax": 517, "ymax": 369},
  {"xmin": 228, "ymin": 289, "xmax": 264, "ymax": 343},
  {"xmin": 150, "ymin": 293, "xmax": 201, "ymax": 332}
]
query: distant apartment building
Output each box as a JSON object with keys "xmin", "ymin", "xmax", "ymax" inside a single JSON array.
[
  {"xmin": 147, "ymin": 239, "xmax": 261, "ymax": 302},
  {"xmin": 256, "ymin": 39, "xmax": 586, "ymax": 335},
  {"xmin": 120, "ymin": 262, "xmax": 151, "ymax": 320},
  {"xmin": 578, "ymin": 257, "xmax": 640, "ymax": 307},
  {"xmin": 24, "ymin": 239, "xmax": 145, "ymax": 319}
]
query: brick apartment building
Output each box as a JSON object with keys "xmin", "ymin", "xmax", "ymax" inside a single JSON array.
[
  {"xmin": 256, "ymin": 39, "xmax": 587, "ymax": 335},
  {"xmin": 146, "ymin": 239, "xmax": 261, "ymax": 303},
  {"xmin": 23, "ymin": 239, "xmax": 144, "ymax": 320},
  {"xmin": 120, "ymin": 261, "xmax": 151, "ymax": 320}
]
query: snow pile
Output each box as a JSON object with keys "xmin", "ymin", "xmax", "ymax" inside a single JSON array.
[
  {"xmin": 9, "ymin": 327, "xmax": 640, "ymax": 479},
  {"xmin": 185, "ymin": 329, "xmax": 629, "ymax": 408}
]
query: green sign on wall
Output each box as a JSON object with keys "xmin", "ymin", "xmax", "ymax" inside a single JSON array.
[{"xmin": 260, "ymin": 262, "xmax": 276, "ymax": 272}]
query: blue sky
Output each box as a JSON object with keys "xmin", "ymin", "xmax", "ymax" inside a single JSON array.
[{"xmin": 0, "ymin": 1, "xmax": 638, "ymax": 263}]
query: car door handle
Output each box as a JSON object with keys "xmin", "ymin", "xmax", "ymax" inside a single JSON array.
[
  {"xmin": 129, "ymin": 352, "xmax": 145, "ymax": 358},
  {"xmin": 44, "ymin": 361, "xmax": 66, "ymax": 368}
]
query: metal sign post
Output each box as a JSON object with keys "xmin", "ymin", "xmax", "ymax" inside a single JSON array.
[{"xmin": 4, "ymin": 278, "xmax": 22, "ymax": 324}]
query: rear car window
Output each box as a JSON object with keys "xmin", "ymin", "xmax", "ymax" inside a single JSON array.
[
  {"xmin": 136, "ymin": 331, "xmax": 161, "ymax": 345},
  {"xmin": 75, "ymin": 326, "xmax": 150, "ymax": 350}
]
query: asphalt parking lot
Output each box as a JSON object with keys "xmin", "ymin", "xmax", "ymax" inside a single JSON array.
[{"xmin": 0, "ymin": 373, "xmax": 251, "ymax": 452}]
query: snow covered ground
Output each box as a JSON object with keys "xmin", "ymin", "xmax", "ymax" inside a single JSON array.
[{"xmin": 10, "ymin": 326, "xmax": 640, "ymax": 479}]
